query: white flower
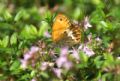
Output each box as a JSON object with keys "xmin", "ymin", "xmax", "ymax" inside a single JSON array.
[
  {"xmin": 117, "ymin": 57, "xmax": 120, "ymax": 59},
  {"xmin": 84, "ymin": 16, "xmax": 92, "ymax": 30},
  {"xmin": 20, "ymin": 59, "xmax": 28, "ymax": 69},
  {"xmin": 40, "ymin": 62, "xmax": 49, "ymax": 71},
  {"xmin": 83, "ymin": 45, "xmax": 95, "ymax": 57},
  {"xmin": 56, "ymin": 56, "xmax": 67, "ymax": 68},
  {"xmin": 60, "ymin": 46, "xmax": 68, "ymax": 56},
  {"xmin": 78, "ymin": 44, "xmax": 95, "ymax": 57},
  {"xmin": 52, "ymin": 68, "xmax": 62, "ymax": 78},
  {"xmin": 72, "ymin": 49, "xmax": 80, "ymax": 60}
]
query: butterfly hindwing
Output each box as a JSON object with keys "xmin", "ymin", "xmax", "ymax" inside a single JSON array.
[{"xmin": 64, "ymin": 23, "xmax": 82, "ymax": 45}]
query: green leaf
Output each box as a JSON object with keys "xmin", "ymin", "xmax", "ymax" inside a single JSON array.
[
  {"xmin": 0, "ymin": 40, "xmax": 2, "ymax": 46},
  {"xmin": 77, "ymin": 51, "xmax": 89, "ymax": 69},
  {"xmin": 104, "ymin": 53, "xmax": 114, "ymax": 63},
  {"xmin": 99, "ymin": 21, "xmax": 113, "ymax": 32},
  {"xmin": 3, "ymin": 10, "xmax": 12, "ymax": 20},
  {"xmin": 91, "ymin": 0, "xmax": 105, "ymax": 9},
  {"xmin": 14, "ymin": 9, "xmax": 25, "ymax": 21},
  {"xmin": 103, "ymin": 53, "xmax": 114, "ymax": 67},
  {"xmin": 73, "ymin": 7, "xmax": 84, "ymax": 20},
  {"xmin": 108, "ymin": 7, "xmax": 120, "ymax": 20},
  {"xmin": 40, "ymin": 72, "xmax": 49, "ymax": 79},
  {"xmin": 10, "ymin": 60, "xmax": 20, "ymax": 71},
  {"xmin": 90, "ymin": 9, "xmax": 105, "ymax": 24},
  {"xmin": 79, "ymin": 52, "xmax": 88, "ymax": 63},
  {"xmin": 0, "ymin": 76, "xmax": 7, "ymax": 81},
  {"xmin": 44, "ymin": 11, "xmax": 52, "ymax": 24},
  {"xmin": 30, "ymin": 70, "xmax": 36, "ymax": 77},
  {"xmin": 94, "ymin": 56, "xmax": 104, "ymax": 68},
  {"xmin": 1, "ymin": 36, "xmax": 9, "ymax": 48},
  {"xmin": 10, "ymin": 33, "xmax": 17, "ymax": 45},
  {"xmin": 38, "ymin": 21, "xmax": 49, "ymax": 37},
  {"xmin": 20, "ymin": 25, "xmax": 38, "ymax": 39},
  {"xmin": 29, "ymin": 25, "xmax": 38, "ymax": 35},
  {"xmin": 20, "ymin": 74, "xmax": 31, "ymax": 80}
]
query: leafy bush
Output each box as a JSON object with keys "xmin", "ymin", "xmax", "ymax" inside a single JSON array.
[{"xmin": 0, "ymin": 0, "xmax": 120, "ymax": 81}]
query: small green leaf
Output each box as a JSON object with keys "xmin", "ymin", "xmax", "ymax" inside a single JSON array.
[
  {"xmin": 3, "ymin": 10, "xmax": 12, "ymax": 20},
  {"xmin": 104, "ymin": 53, "xmax": 114, "ymax": 63},
  {"xmin": 1, "ymin": 36, "xmax": 9, "ymax": 47},
  {"xmin": 94, "ymin": 56, "xmax": 104, "ymax": 68},
  {"xmin": 10, "ymin": 60, "xmax": 20, "ymax": 71},
  {"xmin": 0, "ymin": 40, "xmax": 2, "ymax": 46},
  {"xmin": 20, "ymin": 74, "xmax": 31, "ymax": 80},
  {"xmin": 20, "ymin": 25, "xmax": 38, "ymax": 39},
  {"xmin": 10, "ymin": 33, "xmax": 17, "ymax": 45},
  {"xmin": 90, "ymin": 9, "xmax": 105, "ymax": 24},
  {"xmin": 14, "ymin": 9, "xmax": 25, "ymax": 21},
  {"xmin": 40, "ymin": 72, "xmax": 49, "ymax": 79},
  {"xmin": 103, "ymin": 53, "xmax": 114, "ymax": 67},
  {"xmin": 73, "ymin": 7, "xmax": 83, "ymax": 20},
  {"xmin": 30, "ymin": 70, "xmax": 36, "ymax": 77},
  {"xmin": 38, "ymin": 21, "xmax": 49, "ymax": 37},
  {"xmin": 44, "ymin": 11, "xmax": 52, "ymax": 24},
  {"xmin": 29, "ymin": 25, "xmax": 38, "ymax": 35},
  {"xmin": 80, "ymin": 51, "xmax": 88, "ymax": 63}
]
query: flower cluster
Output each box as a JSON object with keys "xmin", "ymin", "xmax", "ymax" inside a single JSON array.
[
  {"xmin": 20, "ymin": 46, "xmax": 39, "ymax": 69},
  {"xmin": 20, "ymin": 16, "xmax": 104, "ymax": 80}
]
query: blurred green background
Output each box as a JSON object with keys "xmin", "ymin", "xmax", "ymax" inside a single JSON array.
[{"xmin": 0, "ymin": 0, "xmax": 120, "ymax": 81}]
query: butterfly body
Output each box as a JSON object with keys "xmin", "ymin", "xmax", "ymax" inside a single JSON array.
[{"xmin": 52, "ymin": 14, "xmax": 82, "ymax": 45}]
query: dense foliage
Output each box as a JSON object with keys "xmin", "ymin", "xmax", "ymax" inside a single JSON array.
[{"xmin": 0, "ymin": 0, "xmax": 120, "ymax": 81}]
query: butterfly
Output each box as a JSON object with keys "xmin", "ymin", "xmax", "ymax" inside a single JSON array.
[{"xmin": 52, "ymin": 13, "xmax": 83, "ymax": 45}]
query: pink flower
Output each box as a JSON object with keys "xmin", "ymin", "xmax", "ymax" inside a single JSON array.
[
  {"xmin": 60, "ymin": 46, "xmax": 68, "ymax": 56},
  {"xmin": 30, "ymin": 46, "xmax": 39, "ymax": 54},
  {"xmin": 56, "ymin": 47, "xmax": 73, "ymax": 70},
  {"xmin": 20, "ymin": 59, "xmax": 27, "ymax": 69},
  {"xmin": 72, "ymin": 49, "xmax": 80, "ymax": 60},
  {"xmin": 32, "ymin": 60, "xmax": 35, "ymax": 67},
  {"xmin": 64, "ymin": 61, "xmax": 73, "ymax": 70},
  {"xmin": 83, "ymin": 45, "xmax": 95, "ymax": 57},
  {"xmin": 84, "ymin": 16, "xmax": 92, "ymax": 30},
  {"xmin": 56, "ymin": 56, "xmax": 67, "ymax": 68},
  {"xmin": 20, "ymin": 46, "xmax": 39, "ymax": 69},
  {"xmin": 98, "ymin": 79, "xmax": 102, "ymax": 81},
  {"xmin": 24, "ymin": 53, "xmax": 31, "ymax": 60},
  {"xmin": 31, "ymin": 78, "xmax": 36, "ymax": 81},
  {"xmin": 56, "ymin": 57, "xmax": 73, "ymax": 70},
  {"xmin": 44, "ymin": 31, "xmax": 51, "ymax": 38},
  {"xmin": 40, "ymin": 62, "xmax": 49, "ymax": 71},
  {"xmin": 95, "ymin": 37, "xmax": 101, "ymax": 42},
  {"xmin": 52, "ymin": 68, "xmax": 62, "ymax": 78},
  {"xmin": 78, "ymin": 44, "xmax": 95, "ymax": 57},
  {"xmin": 24, "ymin": 46, "xmax": 39, "ymax": 60}
]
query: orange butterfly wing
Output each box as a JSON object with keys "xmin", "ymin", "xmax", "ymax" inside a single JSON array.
[{"xmin": 52, "ymin": 14, "xmax": 71, "ymax": 42}]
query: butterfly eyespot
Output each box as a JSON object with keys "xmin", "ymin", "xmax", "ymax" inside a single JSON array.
[{"xmin": 59, "ymin": 18, "xmax": 62, "ymax": 21}]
